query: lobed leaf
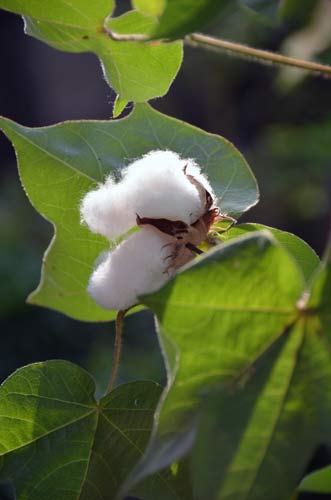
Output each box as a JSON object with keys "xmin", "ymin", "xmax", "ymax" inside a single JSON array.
[
  {"xmin": 123, "ymin": 231, "xmax": 331, "ymax": 499},
  {"xmin": 0, "ymin": 104, "xmax": 258, "ymax": 321},
  {"xmin": 0, "ymin": 360, "xmax": 191, "ymax": 500},
  {"xmin": 0, "ymin": 1, "xmax": 182, "ymax": 103}
]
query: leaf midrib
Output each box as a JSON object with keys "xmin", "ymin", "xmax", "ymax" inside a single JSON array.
[
  {"xmin": 0, "ymin": 409, "xmax": 95, "ymax": 457},
  {"xmin": 77, "ymin": 409, "xmax": 100, "ymax": 499},
  {"xmin": 151, "ymin": 299, "xmax": 296, "ymax": 314},
  {"xmin": 102, "ymin": 412, "xmax": 183, "ymax": 500},
  {"xmin": 0, "ymin": 121, "xmax": 97, "ymax": 183},
  {"xmin": 237, "ymin": 322, "xmax": 305, "ymax": 500},
  {"xmin": 2, "ymin": 392, "xmax": 95, "ymax": 409}
]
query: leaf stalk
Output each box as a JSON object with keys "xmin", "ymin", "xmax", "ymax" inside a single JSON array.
[{"xmin": 106, "ymin": 309, "xmax": 127, "ymax": 394}]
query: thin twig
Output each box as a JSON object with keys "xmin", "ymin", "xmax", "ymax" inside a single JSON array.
[
  {"xmin": 103, "ymin": 22, "xmax": 331, "ymax": 78},
  {"xmin": 186, "ymin": 33, "xmax": 331, "ymax": 78},
  {"xmin": 106, "ymin": 309, "xmax": 127, "ymax": 394}
]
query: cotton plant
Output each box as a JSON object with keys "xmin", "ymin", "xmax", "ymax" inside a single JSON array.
[
  {"xmin": 2, "ymin": 0, "xmax": 330, "ymax": 497},
  {"xmin": 80, "ymin": 150, "xmax": 232, "ymax": 312}
]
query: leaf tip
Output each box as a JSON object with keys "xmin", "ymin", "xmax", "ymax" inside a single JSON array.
[{"xmin": 113, "ymin": 95, "xmax": 129, "ymax": 118}]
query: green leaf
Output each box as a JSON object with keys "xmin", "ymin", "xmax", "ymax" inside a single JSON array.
[
  {"xmin": 220, "ymin": 223, "xmax": 320, "ymax": 283},
  {"xmin": 132, "ymin": 0, "xmax": 166, "ymax": 17},
  {"xmin": 151, "ymin": 0, "xmax": 232, "ymax": 39},
  {"xmin": 144, "ymin": 231, "xmax": 304, "ymax": 433},
  {"xmin": 191, "ymin": 315, "xmax": 330, "ymax": 500},
  {"xmin": 0, "ymin": 0, "xmax": 113, "ymax": 28},
  {"xmin": 0, "ymin": 104, "xmax": 258, "ymax": 321},
  {"xmin": 299, "ymin": 466, "xmax": 331, "ymax": 493},
  {"xmin": 113, "ymin": 95, "xmax": 129, "ymax": 118},
  {"xmin": 107, "ymin": 9, "xmax": 156, "ymax": 35},
  {"xmin": 124, "ymin": 231, "xmax": 331, "ymax": 498},
  {"xmin": 0, "ymin": 2, "xmax": 182, "ymax": 103},
  {"xmin": 0, "ymin": 360, "xmax": 190, "ymax": 500}
]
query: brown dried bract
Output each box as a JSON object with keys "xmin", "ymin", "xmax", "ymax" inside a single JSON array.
[{"xmin": 136, "ymin": 167, "xmax": 233, "ymax": 272}]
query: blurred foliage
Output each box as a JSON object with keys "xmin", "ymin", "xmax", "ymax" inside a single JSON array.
[
  {"xmin": 251, "ymin": 119, "xmax": 331, "ymax": 221},
  {"xmin": 278, "ymin": 0, "xmax": 331, "ymax": 88},
  {"xmin": 238, "ymin": 0, "xmax": 280, "ymax": 26}
]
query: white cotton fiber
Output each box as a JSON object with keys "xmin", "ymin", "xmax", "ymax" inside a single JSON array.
[
  {"xmin": 81, "ymin": 150, "xmax": 217, "ymax": 311},
  {"xmin": 80, "ymin": 150, "xmax": 215, "ymax": 241},
  {"xmin": 88, "ymin": 227, "xmax": 173, "ymax": 310},
  {"xmin": 80, "ymin": 177, "xmax": 136, "ymax": 241},
  {"xmin": 122, "ymin": 150, "xmax": 215, "ymax": 225}
]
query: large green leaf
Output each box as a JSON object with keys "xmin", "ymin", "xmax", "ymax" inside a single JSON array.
[
  {"xmin": 0, "ymin": 1, "xmax": 182, "ymax": 103},
  {"xmin": 123, "ymin": 231, "xmax": 331, "ymax": 499},
  {"xmin": 150, "ymin": 0, "xmax": 232, "ymax": 39},
  {"xmin": 220, "ymin": 223, "xmax": 320, "ymax": 283},
  {"xmin": 191, "ymin": 318, "xmax": 330, "ymax": 500},
  {"xmin": 0, "ymin": 360, "xmax": 191, "ymax": 500},
  {"xmin": 0, "ymin": 104, "xmax": 258, "ymax": 321}
]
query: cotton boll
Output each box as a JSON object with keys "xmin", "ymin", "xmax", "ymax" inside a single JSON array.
[
  {"xmin": 82, "ymin": 150, "xmax": 218, "ymax": 311},
  {"xmin": 88, "ymin": 227, "xmax": 173, "ymax": 310},
  {"xmin": 122, "ymin": 150, "xmax": 210, "ymax": 224},
  {"xmin": 80, "ymin": 178, "xmax": 136, "ymax": 240},
  {"xmin": 81, "ymin": 150, "xmax": 215, "ymax": 241}
]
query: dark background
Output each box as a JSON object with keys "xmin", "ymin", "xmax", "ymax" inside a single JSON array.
[{"xmin": 0, "ymin": 1, "xmax": 331, "ymax": 498}]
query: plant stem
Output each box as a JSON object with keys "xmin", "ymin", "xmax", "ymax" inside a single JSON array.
[
  {"xmin": 106, "ymin": 309, "xmax": 127, "ymax": 394},
  {"xmin": 186, "ymin": 33, "xmax": 331, "ymax": 78},
  {"xmin": 103, "ymin": 19, "xmax": 331, "ymax": 78}
]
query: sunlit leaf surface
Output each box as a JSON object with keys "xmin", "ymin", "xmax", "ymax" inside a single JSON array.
[
  {"xmin": 124, "ymin": 231, "xmax": 331, "ymax": 500},
  {"xmin": 0, "ymin": 1, "xmax": 182, "ymax": 102}
]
